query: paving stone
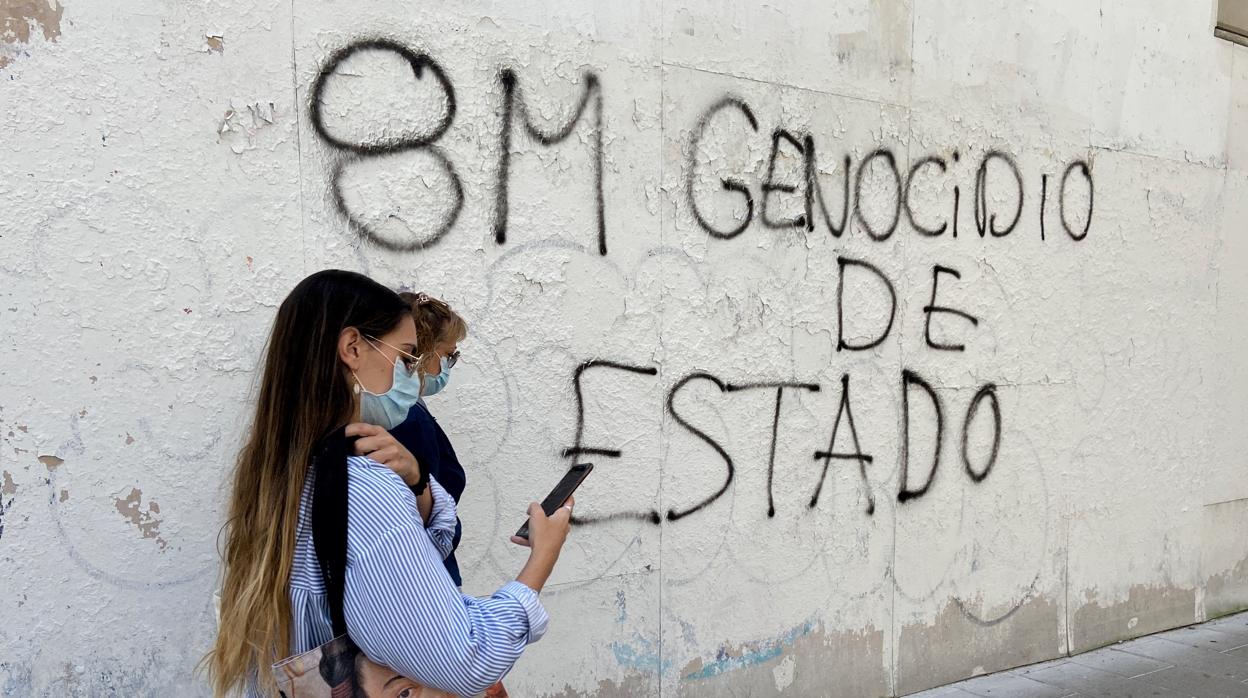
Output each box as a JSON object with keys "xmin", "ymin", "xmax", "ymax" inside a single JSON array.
[
  {"xmin": 1116, "ymin": 636, "xmax": 1248, "ymax": 681},
  {"xmin": 1130, "ymin": 665, "xmax": 1248, "ymax": 698},
  {"xmin": 911, "ymin": 612, "xmax": 1248, "ymax": 697},
  {"xmin": 1159, "ymin": 624, "xmax": 1248, "ymax": 652},
  {"xmin": 1206, "ymin": 615, "xmax": 1248, "ymax": 633},
  {"xmin": 1014, "ymin": 659, "xmax": 1073, "ymax": 676},
  {"xmin": 1066, "ymin": 647, "xmax": 1173, "ymax": 679},
  {"xmin": 1021, "ymin": 663, "xmax": 1177, "ymax": 697},
  {"xmin": 955, "ymin": 671, "xmax": 1071, "ymax": 697},
  {"xmin": 1195, "ymin": 620, "xmax": 1248, "ymax": 647},
  {"xmin": 907, "ymin": 684, "xmax": 972, "ymax": 696}
]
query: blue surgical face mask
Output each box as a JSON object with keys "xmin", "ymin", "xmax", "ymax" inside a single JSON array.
[
  {"xmin": 357, "ymin": 351, "xmax": 423, "ymax": 430},
  {"xmin": 421, "ymin": 355, "xmax": 452, "ymax": 397}
]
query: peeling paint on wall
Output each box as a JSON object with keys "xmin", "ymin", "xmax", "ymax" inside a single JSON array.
[
  {"xmin": 218, "ymin": 101, "xmax": 279, "ymax": 154},
  {"xmin": 677, "ymin": 622, "xmax": 887, "ymax": 697},
  {"xmin": 0, "ymin": 470, "xmax": 15, "ymax": 542},
  {"xmin": 0, "ymin": 1, "xmax": 1245, "ymax": 696},
  {"xmin": 112, "ymin": 487, "xmax": 167, "ymax": 550},
  {"xmin": 0, "ymin": 0, "xmax": 63, "ymax": 69}
]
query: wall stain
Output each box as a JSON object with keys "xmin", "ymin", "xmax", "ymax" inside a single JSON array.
[
  {"xmin": 1, "ymin": 471, "xmax": 15, "ymax": 496},
  {"xmin": 611, "ymin": 636, "xmax": 670, "ymax": 675},
  {"xmin": 682, "ymin": 621, "xmax": 816, "ymax": 681},
  {"xmin": 113, "ymin": 487, "xmax": 167, "ymax": 550},
  {"xmin": 1070, "ymin": 583, "xmax": 1197, "ymax": 654},
  {"xmin": 678, "ymin": 622, "xmax": 886, "ymax": 697},
  {"xmin": 1202, "ymin": 497, "xmax": 1248, "ymax": 619},
  {"xmin": 898, "ymin": 594, "xmax": 1062, "ymax": 695},
  {"xmin": 205, "ymin": 34, "xmax": 224, "ymax": 53},
  {"xmin": 0, "ymin": 0, "xmax": 63, "ymax": 69},
  {"xmin": 1205, "ymin": 555, "xmax": 1248, "ymax": 619},
  {"xmin": 38, "ymin": 455, "xmax": 62, "ymax": 471}
]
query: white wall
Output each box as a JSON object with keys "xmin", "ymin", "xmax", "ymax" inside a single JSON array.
[{"xmin": 2, "ymin": 1, "xmax": 1247, "ymax": 695}]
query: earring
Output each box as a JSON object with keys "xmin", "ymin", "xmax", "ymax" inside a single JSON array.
[{"xmin": 352, "ymin": 377, "xmax": 362, "ymax": 395}]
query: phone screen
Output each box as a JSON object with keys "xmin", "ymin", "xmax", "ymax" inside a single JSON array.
[{"xmin": 515, "ymin": 463, "xmax": 594, "ymax": 539}]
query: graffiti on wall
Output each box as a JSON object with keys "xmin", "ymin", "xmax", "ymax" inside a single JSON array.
[
  {"xmin": 307, "ymin": 38, "xmax": 1093, "ymax": 533},
  {"xmin": 309, "ymin": 39, "xmax": 1094, "ymax": 255}
]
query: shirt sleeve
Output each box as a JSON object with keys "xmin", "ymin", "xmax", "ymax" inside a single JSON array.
[
  {"xmin": 424, "ymin": 476, "xmax": 457, "ymax": 559},
  {"xmin": 344, "ymin": 524, "xmax": 549, "ymax": 696}
]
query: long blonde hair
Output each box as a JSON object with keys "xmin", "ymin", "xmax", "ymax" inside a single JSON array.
[{"xmin": 206, "ymin": 270, "xmax": 408, "ymax": 696}]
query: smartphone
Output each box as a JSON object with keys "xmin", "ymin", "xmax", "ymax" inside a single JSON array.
[{"xmin": 515, "ymin": 463, "xmax": 594, "ymax": 539}]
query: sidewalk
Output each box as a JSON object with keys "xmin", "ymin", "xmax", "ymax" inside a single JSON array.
[{"xmin": 911, "ymin": 612, "xmax": 1248, "ymax": 697}]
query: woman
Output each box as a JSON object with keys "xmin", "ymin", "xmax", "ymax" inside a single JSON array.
[
  {"xmin": 207, "ymin": 270, "xmax": 572, "ymax": 697},
  {"xmin": 389, "ymin": 292, "xmax": 467, "ymax": 588},
  {"xmin": 405, "ymin": 292, "xmax": 462, "ymax": 406},
  {"xmin": 387, "ymin": 293, "xmax": 509, "ymax": 697}
]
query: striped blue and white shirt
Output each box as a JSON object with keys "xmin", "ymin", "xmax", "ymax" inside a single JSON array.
[{"xmin": 278, "ymin": 456, "xmax": 548, "ymax": 696}]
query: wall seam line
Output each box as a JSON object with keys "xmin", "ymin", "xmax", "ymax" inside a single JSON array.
[
  {"xmin": 891, "ymin": 3, "xmax": 919, "ymax": 694},
  {"xmin": 657, "ymin": 3, "xmax": 666, "ymax": 695},
  {"xmin": 289, "ymin": 0, "xmax": 307, "ymax": 276},
  {"xmin": 1065, "ymin": 519, "xmax": 1072, "ymax": 655},
  {"xmin": 660, "ymin": 59, "xmax": 907, "ymax": 111}
]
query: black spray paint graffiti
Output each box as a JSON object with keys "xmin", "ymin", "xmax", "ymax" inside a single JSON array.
[
  {"xmin": 834, "ymin": 256, "xmax": 977, "ymax": 355},
  {"xmin": 309, "ymin": 40, "xmax": 1095, "ymax": 253},
  {"xmin": 562, "ymin": 360, "xmax": 663, "ymax": 525},
  {"xmin": 557, "ymin": 250, "xmax": 1000, "ymax": 524},
  {"xmin": 811, "ymin": 374, "xmax": 873, "ymax": 515},
  {"xmin": 686, "ymin": 97, "xmax": 759, "ymax": 240},
  {"xmin": 302, "ymin": 44, "xmax": 1079, "ymax": 531},
  {"xmin": 686, "ymin": 96, "xmax": 1095, "ymax": 243},
  {"xmin": 1060, "ymin": 160, "xmax": 1094, "ymax": 241},
  {"xmin": 754, "ymin": 126, "xmax": 855, "ymax": 236},
  {"xmin": 495, "ymin": 69, "xmax": 606, "ymax": 254},
  {"xmin": 836, "ymin": 257, "xmax": 895, "ymax": 352},
  {"xmin": 897, "ymin": 372, "xmax": 1002, "ymax": 502},
  {"xmin": 310, "ymin": 39, "xmax": 607, "ymax": 255},
  {"xmin": 309, "ymin": 39, "xmax": 463, "ymax": 252},
  {"xmin": 564, "ymin": 361, "xmax": 1004, "ymax": 525},
  {"xmin": 924, "ymin": 266, "xmax": 979, "ymax": 352},
  {"xmin": 729, "ymin": 381, "xmax": 822, "ymax": 518}
]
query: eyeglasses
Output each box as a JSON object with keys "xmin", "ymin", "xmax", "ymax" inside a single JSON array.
[
  {"xmin": 443, "ymin": 350, "xmax": 461, "ymax": 369},
  {"xmin": 363, "ymin": 336, "xmax": 422, "ymax": 377}
]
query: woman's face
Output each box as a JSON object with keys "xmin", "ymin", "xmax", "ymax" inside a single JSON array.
[
  {"xmin": 420, "ymin": 338, "xmax": 458, "ymax": 377},
  {"xmin": 355, "ymin": 655, "xmax": 426, "ymax": 698},
  {"xmin": 354, "ymin": 315, "xmax": 419, "ymax": 395}
]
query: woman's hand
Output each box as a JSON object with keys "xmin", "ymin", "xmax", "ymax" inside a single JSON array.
[
  {"xmin": 345, "ymin": 422, "xmax": 422, "ymax": 487},
  {"xmin": 512, "ymin": 497, "xmax": 573, "ymax": 594}
]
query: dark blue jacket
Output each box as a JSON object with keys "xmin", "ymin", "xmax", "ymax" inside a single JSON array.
[{"xmin": 389, "ymin": 401, "xmax": 466, "ymax": 586}]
